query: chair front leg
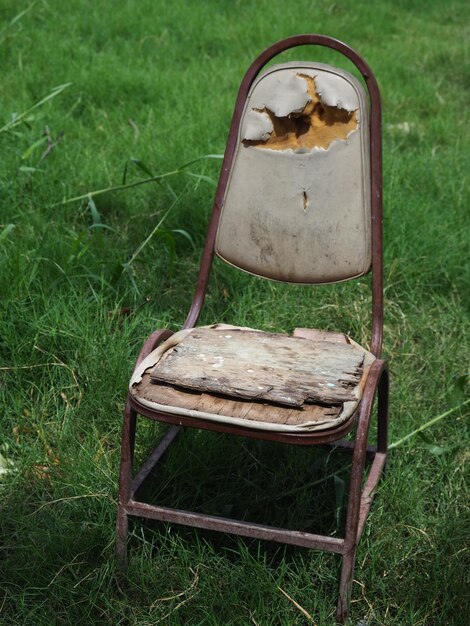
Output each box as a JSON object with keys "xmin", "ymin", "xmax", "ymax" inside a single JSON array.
[
  {"xmin": 116, "ymin": 399, "xmax": 137, "ymax": 570},
  {"xmin": 116, "ymin": 328, "xmax": 174, "ymax": 569},
  {"xmin": 336, "ymin": 360, "xmax": 388, "ymax": 623}
]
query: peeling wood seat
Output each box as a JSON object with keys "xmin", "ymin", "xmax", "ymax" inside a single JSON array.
[{"xmin": 130, "ymin": 325, "xmax": 375, "ymax": 433}]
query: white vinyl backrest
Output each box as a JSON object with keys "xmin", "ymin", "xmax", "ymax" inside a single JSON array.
[{"xmin": 215, "ymin": 62, "xmax": 371, "ymax": 284}]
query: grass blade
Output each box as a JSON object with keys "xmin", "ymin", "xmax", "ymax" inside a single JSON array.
[
  {"xmin": 58, "ymin": 154, "xmax": 223, "ymax": 205},
  {"xmin": 389, "ymin": 399, "xmax": 470, "ymax": 449},
  {"xmin": 0, "ymin": 223, "xmax": 16, "ymax": 243},
  {"xmin": 124, "ymin": 184, "xmax": 188, "ymax": 268},
  {"xmin": 0, "ymin": 82, "xmax": 72, "ymax": 134},
  {"xmin": 87, "ymin": 196, "xmax": 102, "ymax": 226},
  {"xmin": 22, "ymin": 135, "xmax": 48, "ymax": 160},
  {"xmin": 171, "ymin": 228, "xmax": 195, "ymax": 250}
]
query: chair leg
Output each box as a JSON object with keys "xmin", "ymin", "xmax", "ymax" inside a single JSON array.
[
  {"xmin": 337, "ymin": 546, "xmax": 357, "ymax": 624},
  {"xmin": 116, "ymin": 400, "xmax": 137, "ymax": 570},
  {"xmin": 336, "ymin": 365, "xmax": 388, "ymax": 623},
  {"xmin": 336, "ymin": 457, "xmax": 364, "ymax": 623}
]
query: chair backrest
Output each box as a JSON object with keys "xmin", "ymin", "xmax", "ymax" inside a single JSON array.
[
  {"xmin": 185, "ymin": 35, "xmax": 383, "ymax": 356},
  {"xmin": 215, "ymin": 62, "xmax": 371, "ymax": 284}
]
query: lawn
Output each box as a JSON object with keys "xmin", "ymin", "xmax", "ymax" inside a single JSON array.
[{"xmin": 0, "ymin": 1, "xmax": 469, "ymax": 624}]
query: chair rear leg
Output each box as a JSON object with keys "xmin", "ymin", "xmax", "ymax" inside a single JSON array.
[{"xmin": 116, "ymin": 400, "xmax": 137, "ymax": 569}]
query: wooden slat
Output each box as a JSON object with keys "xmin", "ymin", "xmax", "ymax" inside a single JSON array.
[
  {"xmin": 149, "ymin": 328, "xmax": 364, "ymax": 408},
  {"xmin": 134, "ymin": 374, "xmax": 342, "ymax": 426},
  {"xmin": 293, "ymin": 328, "xmax": 349, "ymax": 343}
]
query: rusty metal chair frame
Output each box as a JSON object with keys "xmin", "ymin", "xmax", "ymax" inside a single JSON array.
[{"xmin": 116, "ymin": 34, "xmax": 388, "ymax": 624}]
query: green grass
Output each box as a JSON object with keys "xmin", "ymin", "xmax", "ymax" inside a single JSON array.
[{"xmin": 1, "ymin": 0, "xmax": 469, "ymax": 624}]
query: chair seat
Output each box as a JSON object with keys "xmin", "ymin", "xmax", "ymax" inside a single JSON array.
[{"xmin": 130, "ymin": 325, "xmax": 375, "ymax": 433}]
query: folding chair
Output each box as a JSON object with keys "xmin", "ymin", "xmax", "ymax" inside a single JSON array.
[{"xmin": 116, "ymin": 34, "xmax": 388, "ymax": 623}]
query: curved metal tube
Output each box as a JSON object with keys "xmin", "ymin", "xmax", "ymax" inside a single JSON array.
[{"xmin": 134, "ymin": 329, "xmax": 174, "ymax": 370}]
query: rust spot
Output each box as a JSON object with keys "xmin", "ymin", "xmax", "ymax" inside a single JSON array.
[{"xmin": 244, "ymin": 74, "xmax": 357, "ymax": 151}]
